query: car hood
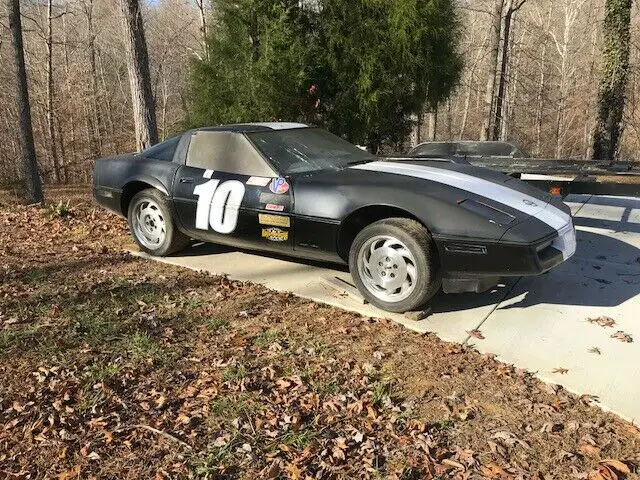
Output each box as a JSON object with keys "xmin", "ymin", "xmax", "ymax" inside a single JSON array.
[{"xmin": 293, "ymin": 159, "xmax": 572, "ymax": 243}]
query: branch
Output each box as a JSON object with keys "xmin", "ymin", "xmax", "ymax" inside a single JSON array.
[
  {"xmin": 131, "ymin": 424, "xmax": 192, "ymax": 450},
  {"xmin": 510, "ymin": 0, "xmax": 528, "ymax": 14}
]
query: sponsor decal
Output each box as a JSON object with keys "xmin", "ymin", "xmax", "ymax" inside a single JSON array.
[
  {"xmin": 269, "ymin": 177, "xmax": 290, "ymax": 194},
  {"xmin": 262, "ymin": 227, "xmax": 289, "ymax": 242},
  {"xmin": 203, "ymin": 169, "xmax": 214, "ymax": 179},
  {"xmin": 194, "ymin": 180, "xmax": 246, "ymax": 234},
  {"xmin": 259, "ymin": 214, "xmax": 290, "ymax": 228},
  {"xmin": 265, "ymin": 203, "xmax": 285, "ymax": 212},
  {"xmin": 260, "ymin": 192, "xmax": 287, "ymax": 205},
  {"xmin": 246, "ymin": 176, "xmax": 270, "ymax": 187}
]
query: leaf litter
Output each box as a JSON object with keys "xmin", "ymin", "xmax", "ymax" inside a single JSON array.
[{"xmin": 0, "ymin": 187, "xmax": 639, "ymax": 479}]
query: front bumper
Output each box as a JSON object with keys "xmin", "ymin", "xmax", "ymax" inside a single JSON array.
[{"xmin": 435, "ymin": 221, "xmax": 577, "ymax": 280}]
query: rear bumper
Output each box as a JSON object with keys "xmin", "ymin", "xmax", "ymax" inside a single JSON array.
[{"xmin": 92, "ymin": 186, "xmax": 123, "ymax": 217}]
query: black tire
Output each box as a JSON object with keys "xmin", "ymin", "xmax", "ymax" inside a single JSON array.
[
  {"xmin": 127, "ymin": 189, "xmax": 190, "ymax": 256},
  {"xmin": 348, "ymin": 218, "xmax": 441, "ymax": 313}
]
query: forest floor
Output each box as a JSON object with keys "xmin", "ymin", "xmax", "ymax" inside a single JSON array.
[{"xmin": 1, "ymin": 187, "xmax": 639, "ymax": 480}]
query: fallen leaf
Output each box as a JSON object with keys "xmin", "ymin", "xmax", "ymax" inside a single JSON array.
[
  {"xmin": 58, "ymin": 466, "xmax": 81, "ymax": 480},
  {"xmin": 480, "ymin": 462, "xmax": 507, "ymax": 477},
  {"xmin": 285, "ymin": 463, "xmax": 302, "ymax": 479},
  {"xmin": 442, "ymin": 458, "xmax": 465, "ymax": 470},
  {"xmin": 600, "ymin": 459, "xmax": 631, "ymax": 475},
  {"xmin": 610, "ymin": 331, "xmax": 633, "ymax": 343},
  {"xmin": 580, "ymin": 443, "xmax": 601, "ymax": 457},
  {"xmin": 588, "ymin": 347, "xmax": 601, "ymax": 355},
  {"xmin": 466, "ymin": 329, "xmax": 485, "ymax": 340},
  {"xmin": 587, "ymin": 316, "xmax": 616, "ymax": 328}
]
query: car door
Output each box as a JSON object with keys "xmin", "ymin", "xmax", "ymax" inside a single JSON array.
[{"xmin": 172, "ymin": 130, "xmax": 294, "ymax": 253}]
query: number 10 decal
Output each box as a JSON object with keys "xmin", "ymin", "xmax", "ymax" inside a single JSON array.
[{"xmin": 194, "ymin": 180, "xmax": 246, "ymax": 234}]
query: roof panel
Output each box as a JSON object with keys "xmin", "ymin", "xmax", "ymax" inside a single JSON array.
[{"xmin": 197, "ymin": 122, "xmax": 309, "ymax": 134}]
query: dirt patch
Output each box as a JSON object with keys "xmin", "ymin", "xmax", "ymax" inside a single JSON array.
[{"xmin": 1, "ymin": 188, "xmax": 639, "ymax": 479}]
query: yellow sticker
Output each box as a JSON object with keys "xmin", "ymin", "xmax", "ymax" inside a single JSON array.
[
  {"xmin": 258, "ymin": 214, "xmax": 291, "ymax": 228},
  {"xmin": 262, "ymin": 228, "xmax": 289, "ymax": 242}
]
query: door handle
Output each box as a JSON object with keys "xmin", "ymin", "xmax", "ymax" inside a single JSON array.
[{"xmin": 179, "ymin": 177, "xmax": 194, "ymax": 184}]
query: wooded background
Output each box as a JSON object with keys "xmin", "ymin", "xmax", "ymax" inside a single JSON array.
[{"xmin": 0, "ymin": 0, "xmax": 637, "ymax": 187}]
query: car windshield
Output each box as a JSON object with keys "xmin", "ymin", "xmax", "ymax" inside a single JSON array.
[{"xmin": 247, "ymin": 128, "xmax": 376, "ymax": 175}]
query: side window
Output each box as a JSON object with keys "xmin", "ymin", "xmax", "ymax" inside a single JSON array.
[
  {"xmin": 140, "ymin": 135, "xmax": 181, "ymax": 161},
  {"xmin": 186, "ymin": 131, "xmax": 276, "ymax": 177}
]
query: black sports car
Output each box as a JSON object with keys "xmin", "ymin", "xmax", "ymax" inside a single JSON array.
[{"xmin": 93, "ymin": 123, "xmax": 576, "ymax": 313}]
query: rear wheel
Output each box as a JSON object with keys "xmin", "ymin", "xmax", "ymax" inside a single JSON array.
[
  {"xmin": 128, "ymin": 189, "xmax": 190, "ymax": 256},
  {"xmin": 349, "ymin": 218, "xmax": 441, "ymax": 313}
]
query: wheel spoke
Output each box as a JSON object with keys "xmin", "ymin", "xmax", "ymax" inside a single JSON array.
[
  {"xmin": 406, "ymin": 264, "xmax": 417, "ymax": 282},
  {"xmin": 132, "ymin": 199, "xmax": 167, "ymax": 250},
  {"xmin": 395, "ymin": 248, "xmax": 412, "ymax": 261},
  {"xmin": 357, "ymin": 234, "xmax": 424, "ymax": 304}
]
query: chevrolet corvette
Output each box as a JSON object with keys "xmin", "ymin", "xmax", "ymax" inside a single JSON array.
[{"xmin": 93, "ymin": 123, "xmax": 576, "ymax": 313}]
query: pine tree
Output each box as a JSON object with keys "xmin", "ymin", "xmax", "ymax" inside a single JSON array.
[{"xmin": 189, "ymin": 0, "xmax": 462, "ymax": 151}]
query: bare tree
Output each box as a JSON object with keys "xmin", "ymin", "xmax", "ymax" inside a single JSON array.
[
  {"xmin": 480, "ymin": 0, "xmax": 504, "ymax": 141},
  {"xmin": 7, "ymin": 0, "xmax": 43, "ymax": 203},
  {"xmin": 492, "ymin": 0, "xmax": 527, "ymax": 141},
  {"xmin": 195, "ymin": 0, "xmax": 209, "ymax": 60},
  {"xmin": 45, "ymin": 0, "xmax": 67, "ymax": 183},
  {"xmin": 120, "ymin": 0, "xmax": 158, "ymax": 151}
]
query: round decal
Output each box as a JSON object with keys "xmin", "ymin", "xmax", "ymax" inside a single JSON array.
[{"xmin": 269, "ymin": 177, "xmax": 290, "ymax": 194}]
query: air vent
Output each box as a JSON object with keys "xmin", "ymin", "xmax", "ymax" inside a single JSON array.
[{"xmin": 444, "ymin": 243, "xmax": 488, "ymax": 255}]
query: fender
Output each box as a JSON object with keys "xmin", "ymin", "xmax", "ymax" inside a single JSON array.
[{"xmin": 122, "ymin": 175, "xmax": 170, "ymax": 196}]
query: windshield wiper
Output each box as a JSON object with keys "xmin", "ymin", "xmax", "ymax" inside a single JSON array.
[{"xmin": 345, "ymin": 159, "xmax": 375, "ymax": 167}]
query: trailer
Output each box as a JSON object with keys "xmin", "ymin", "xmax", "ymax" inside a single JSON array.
[{"xmin": 404, "ymin": 140, "xmax": 640, "ymax": 197}]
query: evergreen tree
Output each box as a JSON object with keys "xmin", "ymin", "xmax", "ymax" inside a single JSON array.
[
  {"xmin": 190, "ymin": 0, "xmax": 462, "ymax": 151},
  {"xmin": 190, "ymin": 0, "xmax": 313, "ymax": 125}
]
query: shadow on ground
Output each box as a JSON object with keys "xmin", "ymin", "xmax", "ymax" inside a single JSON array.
[{"xmin": 167, "ymin": 227, "xmax": 640, "ymax": 312}]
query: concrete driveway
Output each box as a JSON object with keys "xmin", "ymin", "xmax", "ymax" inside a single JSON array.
[{"xmin": 134, "ymin": 194, "xmax": 640, "ymax": 423}]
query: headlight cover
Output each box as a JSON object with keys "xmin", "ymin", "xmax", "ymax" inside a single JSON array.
[{"xmin": 458, "ymin": 199, "xmax": 515, "ymax": 227}]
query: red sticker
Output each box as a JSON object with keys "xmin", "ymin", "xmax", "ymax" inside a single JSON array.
[{"xmin": 265, "ymin": 204, "xmax": 285, "ymax": 212}]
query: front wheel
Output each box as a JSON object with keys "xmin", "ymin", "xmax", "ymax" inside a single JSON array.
[
  {"xmin": 128, "ymin": 189, "xmax": 190, "ymax": 256},
  {"xmin": 349, "ymin": 218, "xmax": 441, "ymax": 313}
]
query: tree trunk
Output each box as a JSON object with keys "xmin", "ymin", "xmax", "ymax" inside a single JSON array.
[
  {"xmin": 592, "ymin": 0, "xmax": 632, "ymax": 160},
  {"xmin": 502, "ymin": 27, "xmax": 525, "ymax": 141},
  {"xmin": 459, "ymin": 84, "xmax": 472, "ymax": 140},
  {"xmin": 7, "ymin": 0, "xmax": 44, "ymax": 203},
  {"xmin": 446, "ymin": 99, "xmax": 453, "ymax": 140},
  {"xmin": 493, "ymin": 0, "xmax": 527, "ymax": 141},
  {"xmin": 534, "ymin": 0, "xmax": 554, "ymax": 156},
  {"xmin": 585, "ymin": 29, "xmax": 599, "ymax": 159},
  {"xmin": 120, "ymin": 0, "xmax": 158, "ymax": 151},
  {"xmin": 480, "ymin": 0, "xmax": 503, "ymax": 141},
  {"xmin": 62, "ymin": 14, "xmax": 76, "ymax": 180},
  {"xmin": 84, "ymin": 0, "xmax": 103, "ymax": 159},
  {"xmin": 410, "ymin": 111, "xmax": 423, "ymax": 146},
  {"xmin": 427, "ymin": 111, "xmax": 438, "ymax": 141},
  {"xmin": 46, "ymin": 0, "xmax": 61, "ymax": 183},
  {"xmin": 196, "ymin": 0, "xmax": 209, "ymax": 60}
]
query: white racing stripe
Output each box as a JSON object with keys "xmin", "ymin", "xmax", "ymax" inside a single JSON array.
[{"xmin": 353, "ymin": 162, "xmax": 576, "ymax": 258}]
